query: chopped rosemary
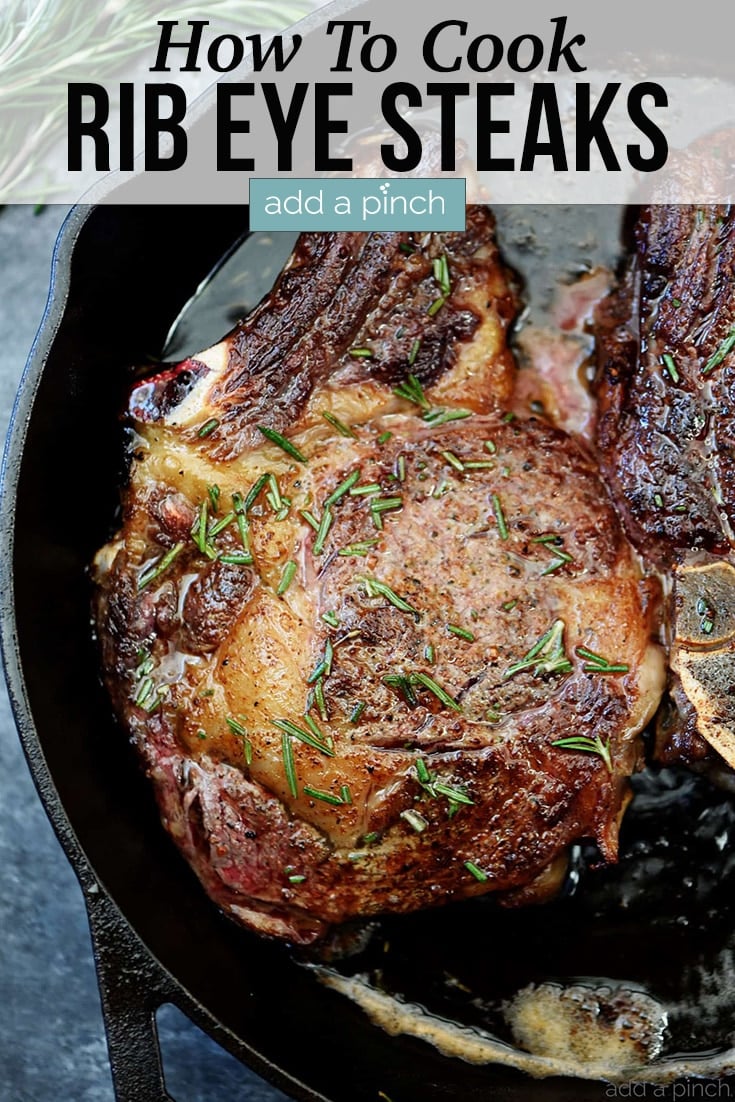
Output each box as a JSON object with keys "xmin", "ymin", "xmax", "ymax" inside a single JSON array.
[
  {"xmin": 424, "ymin": 407, "xmax": 472, "ymax": 426},
  {"xmin": 359, "ymin": 575, "xmax": 420, "ymax": 617},
  {"xmin": 662, "ymin": 353, "xmax": 680, "ymax": 383},
  {"xmin": 503, "ymin": 619, "xmax": 572, "ymax": 680},
  {"xmin": 303, "ymin": 785, "xmax": 351, "ymax": 806},
  {"xmin": 197, "ymin": 417, "xmax": 219, "ymax": 438},
  {"xmin": 281, "ymin": 731, "xmax": 298, "ymax": 797},
  {"xmin": 464, "ymin": 460, "xmax": 495, "ymax": 469},
  {"xmin": 226, "ymin": 716, "xmax": 253, "ymax": 763},
  {"xmin": 424, "ymin": 643, "xmax": 436, "ymax": 664},
  {"xmin": 313, "ymin": 678, "xmax": 328, "ymax": 720},
  {"xmin": 324, "ymin": 469, "xmax": 361, "ymax": 508},
  {"xmin": 441, "ymin": 450, "xmax": 465, "ymax": 472},
  {"xmin": 207, "ymin": 484, "xmax": 220, "ymax": 512},
  {"xmin": 447, "ymin": 624, "xmax": 475, "ymax": 641},
  {"xmin": 307, "ymin": 639, "xmax": 334, "ymax": 684},
  {"xmin": 191, "ymin": 501, "xmax": 216, "ymax": 559},
  {"xmin": 397, "ymin": 455, "xmax": 407, "ymax": 482},
  {"xmin": 273, "ymin": 718, "xmax": 334, "ymax": 757},
  {"xmin": 219, "ymin": 551, "xmax": 253, "ymax": 565},
  {"xmin": 322, "ymin": 610, "xmax": 340, "ymax": 628},
  {"xmin": 541, "ymin": 558, "xmax": 569, "ymax": 577},
  {"xmin": 348, "ymin": 347, "xmax": 374, "ymax": 359},
  {"xmin": 257, "ymin": 425, "xmax": 307, "ymax": 463},
  {"xmin": 208, "ymin": 511, "xmax": 235, "ymax": 538},
  {"xmin": 244, "ymin": 473, "xmax": 269, "ymax": 513},
  {"xmin": 575, "ymin": 646, "xmax": 629, "ymax": 674},
  {"xmin": 502, "ymin": 599, "xmax": 519, "ymax": 612},
  {"xmin": 410, "ymin": 672, "xmax": 462, "ymax": 712},
  {"xmin": 231, "ymin": 492, "xmax": 254, "ymax": 561},
  {"xmin": 338, "ymin": 539, "xmax": 380, "ymax": 558},
  {"xmin": 363, "ymin": 831, "xmax": 379, "ymax": 845},
  {"xmin": 464, "ymin": 860, "xmax": 489, "ymax": 882},
  {"xmin": 399, "ymin": 242, "xmax": 415, "ymax": 255},
  {"xmin": 226, "ymin": 716, "xmax": 247, "ymax": 737},
  {"xmin": 485, "ymin": 440, "xmax": 497, "ymax": 454},
  {"xmin": 313, "ymin": 507, "xmax": 334, "ymax": 555},
  {"xmin": 138, "ymin": 542, "xmax": 184, "ymax": 591},
  {"xmin": 322, "ymin": 410, "xmax": 358, "ymax": 439},
  {"xmin": 433, "ymin": 781, "xmax": 474, "ymax": 806},
  {"xmin": 377, "ymin": 431, "xmax": 392, "ymax": 444},
  {"xmin": 703, "ymin": 327, "xmax": 735, "ymax": 375},
  {"xmin": 300, "ymin": 509, "xmax": 320, "ymax": 531},
  {"xmin": 394, "ymin": 373, "xmax": 430, "ymax": 411},
  {"xmin": 408, "ymin": 338, "xmax": 421, "ymax": 366},
  {"xmin": 277, "ymin": 560, "xmax": 297, "ymax": 596},
  {"xmin": 383, "ymin": 673, "xmax": 419, "ymax": 707},
  {"xmin": 552, "ymin": 734, "xmax": 613, "ymax": 773},
  {"xmin": 433, "ymin": 254, "xmax": 451, "ymax": 298},
  {"xmin": 288, "ymin": 873, "xmax": 306, "ymax": 884},
  {"xmin": 654, "ymin": 492, "xmax": 664, "ymax": 508},
  {"xmin": 371, "ymin": 497, "xmax": 403, "ymax": 529},
  {"xmin": 349, "ymin": 701, "xmax": 366, "ymax": 723},
  {"xmin": 401, "ymin": 808, "xmax": 429, "ymax": 833},
  {"xmin": 350, "ymin": 482, "xmax": 382, "ymax": 496},
  {"xmin": 492, "ymin": 493, "xmax": 509, "ymax": 540},
  {"xmin": 427, "ymin": 296, "xmax": 446, "ymax": 316}
]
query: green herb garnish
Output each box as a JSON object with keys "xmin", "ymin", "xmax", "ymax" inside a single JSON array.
[
  {"xmin": 312, "ymin": 507, "xmax": 334, "ymax": 555},
  {"xmin": 322, "ymin": 610, "xmax": 340, "ymax": 628},
  {"xmin": 338, "ymin": 539, "xmax": 380, "ymax": 558},
  {"xmin": 348, "ymin": 347, "xmax": 374, "ymax": 359},
  {"xmin": 303, "ymin": 784, "xmax": 352, "ymax": 806},
  {"xmin": 410, "ymin": 672, "xmax": 462, "ymax": 712},
  {"xmin": 322, "ymin": 410, "xmax": 358, "ymax": 439},
  {"xmin": 492, "ymin": 493, "xmax": 509, "ymax": 540},
  {"xmin": 503, "ymin": 619, "xmax": 572, "ymax": 680},
  {"xmin": 359, "ymin": 575, "xmax": 420, "ymax": 618},
  {"xmin": 244, "ymin": 473, "xmax": 269, "ymax": 513},
  {"xmin": 401, "ymin": 808, "xmax": 429, "ymax": 833},
  {"xmin": 273, "ymin": 718, "xmax": 334, "ymax": 757},
  {"xmin": 377, "ymin": 431, "xmax": 392, "ymax": 444},
  {"xmin": 552, "ymin": 734, "xmax": 613, "ymax": 773},
  {"xmin": 662, "ymin": 353, "xmax": 680, "ymax": 383},
  {"xmin": 207, "ymin": 484, "xmax": 220, "ymax": 512},
  {"xmin": 257, "ymin": 425, "xmax": 307, "ymax": 463},
  {"xmin": 408, "ymin": 338, "xmax": 421, "ymax": 366},
  {"xmin": 137, "ymin": 541, "xmax": 184, "ymax": 591},
  {"xmin": 433, "ymin": 254, "xmax": 451, "ymax": 297},
  {"xmin": 464, "ymin": 860, "xmax": 488, "ymax": 882},
  {"xmin": 703, "ymin": 327, "xmax": 735, "ymax": 375},
  {"xmin": 447, "ymin": 624, "xmax": 475, "ymax": 642},
  {"xmin": 281, "ymin": 730, "xmax": 298, "ymax": 797},
  {"xmin": 575, "ymin": 646, "xmax": 629, "ymax": 674},
  {"xmin": 197, "ymin": 418, "xmax": 219, "ymax": 438},
  {"xmin": 277, "ymin": 560, "xmax": 297, "ymax": 596},
  {"xmin": 324, "ymin": 470, "xmax": 361, "ymax": 508}
]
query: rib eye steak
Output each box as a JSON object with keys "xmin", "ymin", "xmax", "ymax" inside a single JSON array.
[
  {"xmin": 595, "ymin": 205, "xmax": 735, "ymax": 771},
  {"xmin": 93, "ymin": 207, "xmax": 664, "ymax": 943}
]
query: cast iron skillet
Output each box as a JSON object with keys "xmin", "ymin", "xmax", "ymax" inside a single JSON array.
[
  {"xmin": 0, "ymin": 200, "xmax": 603, "ymax": 1102},
  {"xmin": 5, "ymin": 201, "xmax": 735, "ymax": 1102}
]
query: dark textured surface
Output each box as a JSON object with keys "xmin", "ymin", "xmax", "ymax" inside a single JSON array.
[{"xmin": 0, "ymin": 204, "xmax": 290, "ymax": 1102}]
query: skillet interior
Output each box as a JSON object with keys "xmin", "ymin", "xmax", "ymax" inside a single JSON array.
[{"xmin": 3, "ymin": 202, "xmax": 735, "ymax": 1101}]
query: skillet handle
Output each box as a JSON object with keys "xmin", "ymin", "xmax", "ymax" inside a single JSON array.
[{"xmin": 85, "ymin": 884, "xmax": 175, "ymax": 1102}]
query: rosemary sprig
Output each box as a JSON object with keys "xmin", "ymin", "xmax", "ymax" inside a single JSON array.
[
  {"xmin": 703, "ymin": 327, "xmax": 735, "ymax": 375},
  {"xmin": 312, "ymin": 507, "xmax": 334, "ymax": 555},
  {"xmin": 464, "ymin": 860, "xmax": 489, "ymax": 882},
  {"xmin": 281, "ymin": 731, "xmax": 298, "ymax": 797},
  {"xmin": 277, "ymin": 560, "xmax": 297, "ymax": 596},
  {"xmin": 137, "ymin": 542, "xmax": 184, "ymax": 591},
  {"xmin": 433, "ymin": 254, "xmax": 451, "ymax": 297},
  {"xmin": 447, "ymin": 624, "xmax": 475, "ymax": 642},
  {"xmin": 322, "ymin": 411, "xmax": 357, "ymax": 439},
  {"xmin": 231, "ymin": 492, "xmax": 254, "ymax": 563},
  {"xmin": 358, "ymin": 575, "xmax": 420, "ymax": 617},
  {"xmin": 401, "ymin": 809, "xmax": 429, "ymax": 833},
  {"xmin": 410, "ymin": 672, "xmax": 462, "ymax": 712},
  {"xmin": 575, "ymin": 646, "xmax": 629, "ymax": 674},
  {"xmin": 303, "ymin": 785, "xmax": 352, "ymax": 806},
  {"xmin": 662, "ymin": 353, "xmax": 680, "ymax": 383},
  {"xmin": 273, "ymin": 718, "xmax": 334, "ymax": 757},
  {"xmin": 244, "ymin": 473, "xmax": 269, "ymax": 513},
  {"xmin": 491, "ymin": 493, "xmax": 509, "ymax": 540},
  {"xmin": 197, "ymin": 418, "xmax": 219, "ymax": 438},
  {"xmin": 323, "ymin": 470, "xmax": 361, "ymax": 508},
  {"xmin": 552, "ymin": 734, "xmax": 613, "ymax": 773},
  {"xmin": 207, "ymin": 484, "xmax": 220, "ymax": 513},
  {"xmin": 257, "ymin": 425, "xmax": 307, "ymax": 464},
  {"xmin": 503, "ymin": 619, "xmax": 572, "ymax": 680},
  {"xmin": 191, "ymin": 501, "xmax": 217, "ymax": 560},
  {"xmin": 338, "ymin": 538, "xmax": 379, "ymax": 558}
]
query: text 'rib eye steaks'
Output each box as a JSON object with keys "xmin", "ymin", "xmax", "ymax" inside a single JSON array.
[{"xmin": 93, "ymin": 209, "xmax": 664, "ymax": 944}]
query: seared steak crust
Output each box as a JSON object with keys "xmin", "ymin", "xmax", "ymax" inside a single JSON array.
[
  {"xmin": 94, "ymin": 213, "xmax": 663, "ymax": 943},
  {"xmin": 596, "ymin": 205, "xmax": 735, "ymax": 567}
]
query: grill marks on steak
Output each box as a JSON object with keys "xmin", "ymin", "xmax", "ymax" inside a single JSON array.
[{"xmin": 94, "ymin": 214, "xmax": 665, "ymax": 943}]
